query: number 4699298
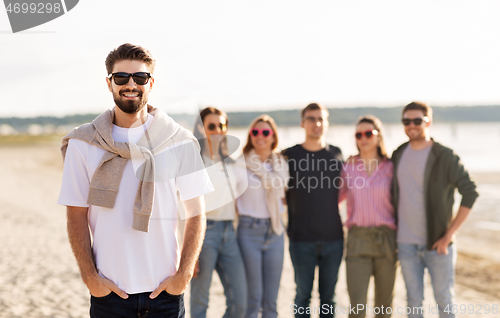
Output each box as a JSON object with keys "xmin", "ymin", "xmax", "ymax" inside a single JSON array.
[
  {"xmin": 444, "ymin": 304, "xmax": 498, "ymax": 315},
  {"xmin": 6, "ymin": 2, "xmax": 62, "ymax": 14}
]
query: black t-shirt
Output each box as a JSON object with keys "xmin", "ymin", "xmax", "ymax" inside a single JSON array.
[{"xmin": 282, "ymin": 144, "xmax": 344, "ymax": 242}]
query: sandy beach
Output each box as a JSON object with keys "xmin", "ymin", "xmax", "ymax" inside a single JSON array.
[{"xmin": 0, "ymin": 143, "xmax": 498, "ymax": 318}]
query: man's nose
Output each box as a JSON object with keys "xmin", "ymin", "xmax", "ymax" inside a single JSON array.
[{"xmin": 125, "ymin": 76, "xmax": 137, "ymax": 88}]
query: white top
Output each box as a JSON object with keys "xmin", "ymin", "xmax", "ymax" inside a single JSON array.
[
  {"xmin": 236, "ymin": 162, "xmax": 284, "ymax": 219},
  {"xmin": 57, "ymin": 114, "xmax": 213, "ymax": 294},
  {"xmin": 202, "ymin": 154, "xmax": 248, "ymax": 220}
]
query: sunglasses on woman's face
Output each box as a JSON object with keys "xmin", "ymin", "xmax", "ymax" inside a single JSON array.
[
  {"xmin": 109, "ymin": 72, "xmax": 152, "ymax": 85},
  {"xmin": 402, "ymin": 117, "xmax": 429, "ymax": 126},
  {"xmin": 207, "ymin": 122, "xmax": 227, "ymax": 132},
  {"xmin": 251, "ymin": 128, "xmax": 274, "ymax": 137},
  {"xmin": 355, "ymin": 129, "xmax": 379, "ymax": 140}
]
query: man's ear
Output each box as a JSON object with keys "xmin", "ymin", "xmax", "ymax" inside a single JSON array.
[
  {"xmin": 300, "ymin": 119, "xmax": 305, "ymax": 128},
  {"xmin": 149, "ymin": 77, "xmax": 154, "ymax": 92},
  {"xmin": 106, "ymin": 77, "xmax": 113, "ymax": 92}
]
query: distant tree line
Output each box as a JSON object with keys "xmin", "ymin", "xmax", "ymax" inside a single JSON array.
[
  {"xmin": 226, "ymin": 105, "xmax": 500, "ymax": 126},
  {"xmin": 1, "ymin": 105, "xmax": 500, "ymax": 129}
]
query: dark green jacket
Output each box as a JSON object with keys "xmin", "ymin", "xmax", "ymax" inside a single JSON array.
[{"xmin": 392, "ymin": 140, "xmax": 479, "ymax": 250}]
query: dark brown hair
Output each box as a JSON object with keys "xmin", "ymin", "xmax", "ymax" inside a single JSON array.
[
  {"xmin": 356, "ymin": 115, "xmax": 388, "ymax": 159},
  {"xmin": 193, "ymin": 107, "xmax": 231, "ymax": 161},
  {"xmin": 402, "ymin": 101, "xmax": 433, "ymax": 120},
  {"xmin": 301, "ymin": 102, "xmax": 329, "ymax": 119},
  {"xmin": 105, "ymin": 43, "xmax": 156, "ymax": 75},
  {"xmin": 242, "ymin": 115, "xmax": 279, "ymax": 154}
]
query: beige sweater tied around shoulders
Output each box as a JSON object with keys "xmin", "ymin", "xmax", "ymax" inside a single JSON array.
[{"xmin": 61, "ymin": 105, "xmax": 198, "ymax": 233}]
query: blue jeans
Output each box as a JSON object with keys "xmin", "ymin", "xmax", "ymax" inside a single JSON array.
[
  {"xmin": 237, "ymin": 215, "xmax": 285, "ymax": 318},
  {"xmin": 90, "ymin": 291, "xmax": 184, "ymax": 318},
  {"xmin": 289, "ymin": 240, "xmax": 344, "ymax": 318},
  {"xmin": 190, "ymin": 220, "xmax": 247, "ymax": 318},
  {"xmin": 398, "ymin": 243, "xmax": 457, "ymax": 318}
]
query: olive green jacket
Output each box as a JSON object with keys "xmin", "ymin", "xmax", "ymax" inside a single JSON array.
[{"xmin": 392, "ymin": 140, "xmax": 479, "ymax": 250}]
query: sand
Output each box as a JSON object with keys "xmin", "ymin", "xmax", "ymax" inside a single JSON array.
[{"xmin": 0, "ymin": 143, "xmax": 498, "ymax": 318}]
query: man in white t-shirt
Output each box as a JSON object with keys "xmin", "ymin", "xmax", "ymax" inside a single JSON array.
[{"xmin": 58, "ymin": 43, "xmax": 213, "ymax": 318}]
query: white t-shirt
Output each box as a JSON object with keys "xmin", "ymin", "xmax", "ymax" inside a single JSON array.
[
  {"xmin": 236, "ymin": 162, "xmax": 284, "ymax": 219},
  {"xmin": 202, "ymin": 154, "xmax": 248, "ymax": 221},
  {"xmin": 57, "ymin": 115, "xmax": 213, "ymax": 294}
]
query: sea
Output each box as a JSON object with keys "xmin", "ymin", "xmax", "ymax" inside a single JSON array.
[{"xmin": 227, "ymin": 122, "xmax": 500, "ymax": 173}]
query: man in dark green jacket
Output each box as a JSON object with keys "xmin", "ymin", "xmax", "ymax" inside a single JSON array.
[{"xmin": 392, "ymin": 101, "xmax": 478, "ymax": 318}]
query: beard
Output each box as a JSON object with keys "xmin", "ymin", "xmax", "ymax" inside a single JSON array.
[
  {"xmin": 406, "ymin": 128, "xmax": 426, "ymax": 142},
  {"xmin": 113, "ymin": 88, "xmax": 148, "ymax": 114}
]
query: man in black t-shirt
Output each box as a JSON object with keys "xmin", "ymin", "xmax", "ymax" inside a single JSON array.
[{"xmin": 282, "ymin": 103, "xmax": 344, "ymax": 318}]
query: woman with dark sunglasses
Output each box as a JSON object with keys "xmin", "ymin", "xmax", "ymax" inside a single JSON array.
[
  {"xmin": 339, "ymin": 116, "xmax": 397, "ymax": 318},
  {"xmin": 190, "ymin": 107, "xmax": 247, "ymax": 318},
  {"xmin": 235, "ymin": 115, "xmax": 289, "ymax": 318}
]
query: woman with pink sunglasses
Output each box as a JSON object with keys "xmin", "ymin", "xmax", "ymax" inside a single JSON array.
[
  {"xmin": 339, "ymin": 115, "xmax": 397, "ymax": 318},
  {"xmin": 235, "ymin": 115, "xmax": 289, "ymax": 318}
]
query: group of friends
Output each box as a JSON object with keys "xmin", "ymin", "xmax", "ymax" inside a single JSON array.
[{"xmin": 58, "ymin": 43, "xmax": 479, "ymax": 318}]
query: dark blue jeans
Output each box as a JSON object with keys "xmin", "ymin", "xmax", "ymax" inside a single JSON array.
[
  {"xmin": 90, "ymin": 291, "xmax": 184, "ymax": 318},
  {"xmin": 289, "ymin": 240, "xmax": 344, "ymax": 318}
]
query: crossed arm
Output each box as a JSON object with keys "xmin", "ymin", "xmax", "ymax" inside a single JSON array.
[{"xmin": 66, "ymin": 195, "xmax": 206, "ymax": 299}]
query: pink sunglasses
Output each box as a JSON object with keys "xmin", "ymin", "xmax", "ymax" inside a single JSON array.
[{"xmin": 251, "ymin": 128, "xmax": 274, "ymax": 137}]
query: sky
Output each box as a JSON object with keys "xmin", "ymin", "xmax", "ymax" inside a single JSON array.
[{"xmin": 1, "ymin": 0, "xmax": 500, "ymax": 117}]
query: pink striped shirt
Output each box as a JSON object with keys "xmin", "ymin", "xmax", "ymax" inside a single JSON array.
[{"xmin": 339, "ymin": 156, "xmax": 396, "ymax": 230}]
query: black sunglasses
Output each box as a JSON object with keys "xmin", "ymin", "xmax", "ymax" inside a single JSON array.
[
  {"xmin": 109, "ymin": 72, "xmax": 152, "ymax": 85},
  {"xmin": 402, "ymin": 117, "xmax": 429, "ymax": 126},
  {"xmin": 207, "ymin": 123, "xmax": 227, "ymax": 131}
]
